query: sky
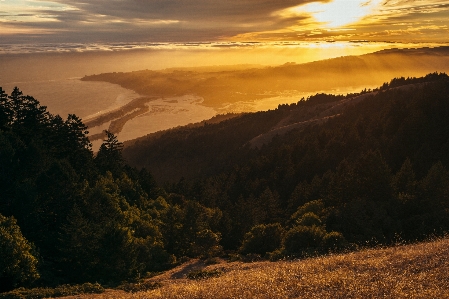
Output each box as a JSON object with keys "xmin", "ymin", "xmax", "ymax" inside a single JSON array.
[{"xmin": 1, "ymin": 0, "xmax": 448, "ymax": 44}]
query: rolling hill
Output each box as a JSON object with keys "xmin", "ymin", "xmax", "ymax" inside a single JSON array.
[
  {"xmin": 57, "ymin": 237, "xmax": 449, "ymax": 299},
  {"xmin": 81, "ymin": 47, "xmax": 449, "ymax": 144},
  {"xmin": 122, "ymin": 72, "xmax": 449, "ymax": 184}
]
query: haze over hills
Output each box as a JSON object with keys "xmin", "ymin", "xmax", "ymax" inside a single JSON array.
[
  {"xmin": 84, "ymin": 47, "xmax": 449, "ymax": 108},
  {"xmin": 122, "ymin": 72, "xmax": 449, "ymax": 184},
  {"xmin": 82, "ymin": 47, "xmax": 449, "ymax": 144}
]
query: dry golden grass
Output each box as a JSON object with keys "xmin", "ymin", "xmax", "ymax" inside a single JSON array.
[{"xmin": 59, "ymin": 238, "xmax": 449, "ymax": 299}]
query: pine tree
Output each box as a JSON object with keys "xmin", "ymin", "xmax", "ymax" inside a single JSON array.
[{"xmin": 95, "ymin": 130, "xmax": 124, "ymax": 177}]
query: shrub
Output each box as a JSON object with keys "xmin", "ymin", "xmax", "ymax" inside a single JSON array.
[
  {"xmin": 239, "ymin": 223, "xmax": 285, "ymax": 255},
  {"xmin": 118, "ymin": 281, "xmax": 162, "ymax": 293},
  {"xmin": 268, "ymin": 249, "xmax": 285, "ymax": 261},
  {"xmin": 283, "ymin": 225, "xmax": 326, "ymax": 256},
  {"xmin": 241, "ymin": 253, "xmax": 262, "ymax": 263},
  {"xmin": 186, "ymin": 269, "xmax": 222, "ymax": 280},
  {"xmin": 322, "ymin": 232, "xmax": 348, "ymax": 252},
  {"xmin": 189, "ymin": 229, "xmax": 222, "ymax": 258},
  {"xmin": 297, "ymin": 212, "xmax": 322, "ymax": 227},
  {"xmin": 0, "ymin": 283, "xmax": 104, "ymax": 299},
  {"xmin": 290, "ymin": 200, "xmax": 325, "ymax": 223},
  {"xmin": 0, "ymin": 214, "xmax": 39, "ymax": 291},
  {"xmin": 204, "ymin": 257, "xmax": 221, "ymax": 265}
]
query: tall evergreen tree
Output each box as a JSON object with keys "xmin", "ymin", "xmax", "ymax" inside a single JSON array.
[{"xmin": 95, "ymin": 130, "xmax": 124, "ymax": 177}]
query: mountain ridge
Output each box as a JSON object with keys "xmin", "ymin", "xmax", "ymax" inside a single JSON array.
[
  {"xmin": 81, "ymin": 46, "xmax": 449, "ymax": 145},
  {"xmin": 122, "ymin": 72, "xmax": 449, "ymax": 184}
]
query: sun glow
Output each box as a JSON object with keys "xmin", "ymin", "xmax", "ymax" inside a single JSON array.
[{"xmin": 296, "ymin": 0, "xmax": 382, "ymax": 28}]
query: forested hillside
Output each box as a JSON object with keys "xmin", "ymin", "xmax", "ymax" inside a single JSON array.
[
  {"xmin": 123, "ymin": 72, "xmax": 449, "ymax": 249},
  {"xmin": 1, "ymin": 72, "xmax": 449, "ymax": 295},
  {"xmin": 123, "ymin": 72, "xmax": 449, "ymax": 182}
]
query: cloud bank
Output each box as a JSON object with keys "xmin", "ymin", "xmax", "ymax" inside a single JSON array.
[{"xmin": 0, "ymin": 0, "xmax": 448, "ymax": 43}]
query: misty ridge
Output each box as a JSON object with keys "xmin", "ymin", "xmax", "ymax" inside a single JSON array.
[
  {"xmin": 1, "ymin": 58, "xmax": 449, "ymax": 297},
  {"xmin": 80, "ymin": 46, "xmax": 449, "ymax": 144},
  {"xmin": 82, "ymin": 47, "xmax": 449, "ymax": 109}
]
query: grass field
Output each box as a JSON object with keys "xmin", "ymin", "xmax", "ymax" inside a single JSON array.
[{"xmin": 58, "ymin": 237, "xmax": 449, "ymax": 299}]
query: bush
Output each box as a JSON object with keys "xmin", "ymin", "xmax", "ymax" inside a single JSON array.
[
  {"xmin": 283, "ymin": 225, "xmax": 326, "ymax": 256},
  {"xmin": 0, "ymin": 214, "xmax": 39, "ymax": 291},
  {"xmin": 118, "ymin": 281, "xmax": 162, "ymax": 293},
  {"xmin": 268, "ymin": 249, "xmax": 285, "ymax": 261},
  {"xmin": 322, "ymin": 232, "xmax": 348, "ymax": 252},
  {"xmin": 186, "ymin": 269, "xmax": 222, "ymax": 280},
  {"xmin": 189, "ymin": 229, "xmax": 222, "ymax": 258},
  {"xmin": 241, "ymin": 253, "xmax": 262, "ymax": 263},
  {"xmin": 239, "ymin": 223, "xmax": 285, "ymax": 255},
  {"xmin": 290, "ymin": 200, "xmax": 325, "ymax": 223},
  {"xmin": 0, "ymin": 283, "xmax": 104, "ymax": 299},
  {"xmin": 297, "ymin": 212, "xmax": 322, "ymax": 227},
  {"xmin": 204, "ymin": 257, "xmax": 221, "ymax": 265}
]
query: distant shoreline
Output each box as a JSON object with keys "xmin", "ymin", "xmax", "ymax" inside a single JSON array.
[
  {"xmin": 3, "ymin": 42, "xmax": 446, "ymax": 84},
  {"xmin": 2, "ymin": 41, "xmax": 445, "ymax": 56}
]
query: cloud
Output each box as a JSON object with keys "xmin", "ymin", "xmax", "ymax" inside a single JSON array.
[
  {"xmin": 1, "ymin": 0, "xmax": 449, "ymax": 43},
  {"xmin": 0, "ymin": 0, "xmax": 325, "ymax": 42},
  {"xmin": 48, "ymin": 0, "xmax": 310, "ymax": 20},
  {"xmin": 236, "ymin": 0, "xmax": 449, "ymax": 42}
]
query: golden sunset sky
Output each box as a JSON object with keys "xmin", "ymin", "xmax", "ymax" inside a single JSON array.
[{"xmin": 1, "ymin": 0, "xmax": 448, "ymax": 44}]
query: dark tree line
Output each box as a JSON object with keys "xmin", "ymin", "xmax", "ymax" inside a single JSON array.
[{"xmin": 0, "ymin": 87, "xmax": 221, "ymax": 291}]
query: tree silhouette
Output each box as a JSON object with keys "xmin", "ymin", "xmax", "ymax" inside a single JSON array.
[
  {"xmin": 0, "ymin": 87, "xmax": 11, "ymax": 129},
  {"xmin": 95, "ymin": 130, "xmax": 124, "ymax": 176}
]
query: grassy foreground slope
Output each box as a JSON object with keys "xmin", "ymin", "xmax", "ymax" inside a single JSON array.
[{"xmin": 60, "ymin": 238, "xmax": 449, "ymax": 299}]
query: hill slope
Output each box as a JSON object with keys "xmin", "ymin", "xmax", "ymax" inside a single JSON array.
[
  {"xmin": 122, "ymin": 73, "xmax": 449, "ymax": 183},
  {"xmin": 120, "ymin": 73, "xmax": 449, "ymax": 250},
  {"xmin": 59, "ymin": 237, "xmax": 449, "ymax": 299}
]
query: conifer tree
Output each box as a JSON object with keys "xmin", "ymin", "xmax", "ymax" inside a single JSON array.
[{"xmin": 95, "ymin": 130, "xmax": 124, "ymax": 177}]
